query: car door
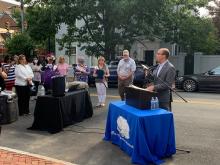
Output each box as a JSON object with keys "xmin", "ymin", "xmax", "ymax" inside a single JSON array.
[
  {"xmin": 108, "ymin": 66, "xmax": 118, "ymax": 85},
  {"xmin": 199, "ymin": 66, "xmax": 220, "ymax": 90}
]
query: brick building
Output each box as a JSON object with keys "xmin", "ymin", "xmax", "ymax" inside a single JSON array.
[{"xmin": 0, "ymin": 0, "xmax": 20, "ymax": 59}]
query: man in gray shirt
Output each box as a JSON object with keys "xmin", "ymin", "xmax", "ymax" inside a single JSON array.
[{"xmin": 117, "ymin": 50, "xmax": 136, "ymax": 100}]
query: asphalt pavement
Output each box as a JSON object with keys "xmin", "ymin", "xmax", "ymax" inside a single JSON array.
[{"xmin": 0, "ymin": 87, "xmax": 220, "ymax": 165}]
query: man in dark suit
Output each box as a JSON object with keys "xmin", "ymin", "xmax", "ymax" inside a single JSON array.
[{"xmin": 146, "ymin": 48, "xmax": 176, "ymax": 111}]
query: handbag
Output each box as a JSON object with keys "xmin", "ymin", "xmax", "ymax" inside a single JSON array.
[
  {"xmin": 103, "ymin": 81, "xmax": 108, "ymax": 88},
  {"xmin": 29, "ymin": 85, "xmax": 37, "ymax": 96}
]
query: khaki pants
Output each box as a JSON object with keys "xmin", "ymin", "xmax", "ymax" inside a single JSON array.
[{"xmin": 118, "ymin": 78, "xmax": 133, "ymax": 101}]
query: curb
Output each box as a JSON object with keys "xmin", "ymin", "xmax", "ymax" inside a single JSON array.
[{"xmin": 0, "ymin": 146, "xmax": 78, "ymax": 165}]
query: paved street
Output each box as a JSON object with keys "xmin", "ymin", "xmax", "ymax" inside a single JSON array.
[{"xmin": 0, "ymin": 88, "xmax": 220, "ymax": 165}]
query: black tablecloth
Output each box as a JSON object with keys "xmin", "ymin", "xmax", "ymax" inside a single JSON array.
[{"xmin": 29, "ymin": 90, "xmax": 93, "ymax": 133}]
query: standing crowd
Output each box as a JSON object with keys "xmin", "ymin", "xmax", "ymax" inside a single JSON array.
[
  {"xmin": 0, "ymin": 54, "xmax": 70, "ymax": 116},
  {"xmin": 0, "ymin": 48, "xmax": 175, "ymax": 118}
]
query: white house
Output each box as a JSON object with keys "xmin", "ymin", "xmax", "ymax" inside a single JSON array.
[
  {"xmin": 55, "ymin": 21, "xmax": 178, "ymax": 66},
  {"xmin": 55, "ymin": 22, "xmax": 97, "ymax": 66}
]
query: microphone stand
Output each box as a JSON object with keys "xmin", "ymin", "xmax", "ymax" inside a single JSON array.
[
  {"xmin": 142, "ymin": 64, "xmax": 188, "ymax": 103},
  {"xmin": 142, "ymin": 64, "xmax": 190, "ymax": 154}
]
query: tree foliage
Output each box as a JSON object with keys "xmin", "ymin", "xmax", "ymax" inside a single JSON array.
[
  {"xmin": 207, "ymin": 1, "xmax": 220, "ymax": 36},
  {"xmin": 163, "ymin": 0, "xmax": 219, "ymax": 54},
  {"xmin": 5, "ymin": 33, "xmax": 34, "ymax": 58},
  {"xmin": 178, "ymin": 17, "xmax": 219, "ymax": 54},
  {"xmin": 48, "ymin": 0, "xmax": 170, "ymax": 59},
  {"xmin": 13, "ymin": 0, "xmax": 59, "ymax": 53},
  {"xmin": 23, "ymin": 0, "xmax": 219, "ymax": 57}
]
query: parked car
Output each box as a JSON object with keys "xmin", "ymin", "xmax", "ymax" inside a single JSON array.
[
  {"xmin": 88, "ymin": 61, "xmax": 146, "ymax": 87},
  {"xmin": 175, "ymin": 66, "xmax": 220, "ymax": 92}
]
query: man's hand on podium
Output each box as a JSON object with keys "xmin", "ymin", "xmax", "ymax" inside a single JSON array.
[{"xmin": 146, "ymin": 85, "xmax": 155, "ymax": 92}]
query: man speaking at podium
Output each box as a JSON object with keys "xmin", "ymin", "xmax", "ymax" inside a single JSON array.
[{"xmin": 146, "ymin": 48, "xmax": 176, "ymax": 111}]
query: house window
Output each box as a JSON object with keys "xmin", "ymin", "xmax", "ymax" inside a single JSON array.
[
  {"xmin": 172, "ymin": 44, "xmax": 178, "ymax": 56},
  {"xmin": 65, "ymin": 47, "xmax": 76, "ymax": 55}
]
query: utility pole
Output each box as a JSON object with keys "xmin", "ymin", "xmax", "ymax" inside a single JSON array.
[{"xmin": 20, "ymin": 0, "xmax": 24, "ymax": 33}]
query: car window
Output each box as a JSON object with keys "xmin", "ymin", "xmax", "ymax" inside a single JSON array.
[
  {"xmin": 109, "ymin": 61, "xmax": 119, "ymax": 66},
  {"xmin": 210, "ymin": 66, "xmax": 220, "ymax": 75}
]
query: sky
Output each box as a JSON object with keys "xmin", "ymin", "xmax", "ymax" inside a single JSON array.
[{"xmin": 1, "ymin": 0, "xmax": 210, "ymax": 17}]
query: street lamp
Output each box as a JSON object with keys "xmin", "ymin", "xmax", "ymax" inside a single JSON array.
[
  {"xmin": 20, "ymin": 0, "xmax": 25, "ymax": 33},
  {"xmin": 24, "ymin": 21, "xmax": 28, "ymax": 30},
  {"xmin": 5, "ymin": 21, "xmax": 11, "ymax": 38}
]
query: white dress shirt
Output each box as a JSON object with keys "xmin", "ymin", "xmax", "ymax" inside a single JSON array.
[
  {"xmin": 157, "ymin": 60, "xmax": 168, "ymax": 77},
  {"xmin": 117, "ymin": 58, "xmax": 136, "ymax": 77},
  {"xmin": 15, "ymin": 64, "xmax": 34, "ymax": 86}
]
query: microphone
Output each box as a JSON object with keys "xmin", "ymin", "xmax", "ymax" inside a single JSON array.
[
  {"xmin": 141, "ymin": 64, "xmax": 158, "ymax": 71},
  {"xmin": 141, "ymin": 64, "xmax": 150, "ymax": 70}
]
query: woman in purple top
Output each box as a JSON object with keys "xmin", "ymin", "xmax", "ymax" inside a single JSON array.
[{"xmin": 75, "ymin": 57, "xmax": 90, "ymax": 83}]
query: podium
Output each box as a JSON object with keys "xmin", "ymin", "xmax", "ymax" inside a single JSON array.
[
  {"xmin": 125, "ymin": 86, "xmax": 157, "ymax": 110},
  {"xmin": 51, "ymin": 75, "xmax": 65, "ymax": 97}
]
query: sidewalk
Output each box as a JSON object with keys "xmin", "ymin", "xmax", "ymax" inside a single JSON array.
[{"xmin": 0, "ymin": 147, "xmax": 76, "ymax": 165}]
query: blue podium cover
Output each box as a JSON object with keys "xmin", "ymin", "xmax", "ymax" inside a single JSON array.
[{"xmin": 104, "ymin": 101, "xmax": 176, "ymax": 165}]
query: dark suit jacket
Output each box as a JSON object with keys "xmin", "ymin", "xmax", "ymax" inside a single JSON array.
[{"xmin": 153, "ymin": 61, "xmax": 176, "ymax": 103}]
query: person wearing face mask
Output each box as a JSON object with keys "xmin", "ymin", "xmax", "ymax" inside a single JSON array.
[
  {"xmin": 31, "ymin": 57, "xmax": 42, "ymax": 96},
  {"xmin": 117, "ymin": 50, "xmax": 136, "ymax": 101}
]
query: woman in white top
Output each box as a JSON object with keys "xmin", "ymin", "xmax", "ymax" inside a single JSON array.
[{"xmin": 15, "ymin": 55, "xmax": 34, "ymax": 116}]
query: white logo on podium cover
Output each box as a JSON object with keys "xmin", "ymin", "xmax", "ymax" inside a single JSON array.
[{"xmin": 117, "ymin": 116, "xmax": 130, "ymax": 139}]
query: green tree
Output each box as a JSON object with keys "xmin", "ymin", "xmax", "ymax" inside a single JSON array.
[
  {"xmin": 5, "ymin": 33, "xmax": 34, "ymax": 58},
  {"xmin": 12, "ymin": 1, "xmax": 59, "ymax": 53},
  {"xmin": 207, "ymin": 1, "xmax": 220, "ymax": 42},
  {"xmin": 25, "ymin": 0, "xmax": 217, "ymax": 57},
  {"xmin": 52, "ymin": 0, "xmax": 217, "ymax": 58},
  {"xmin": 178, "ymin": 17, "xmax": 219, "ymax": 54},
  {"xmin": 207, "ymin": 1, "xmax": 220, "ymax": 29},
  {"xmin": 25, "ymin": 4, "xmax": 58, "ymax": 53},
  {"xmin": 163, "ymin": 0, "xmax": 219, "ymax": 54},
  {"xmin": 49, "ymin": 0, "xmax": 170, "ymax": 60}
]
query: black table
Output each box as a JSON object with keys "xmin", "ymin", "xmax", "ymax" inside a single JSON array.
[{"xmin": 29, "ymin": 90, "xmax": 93, "ymax": 133}]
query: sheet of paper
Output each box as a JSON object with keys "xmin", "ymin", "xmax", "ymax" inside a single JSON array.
[{"xmin": 128, "ymin": 85, "xmax": 155, "ymax": 93}]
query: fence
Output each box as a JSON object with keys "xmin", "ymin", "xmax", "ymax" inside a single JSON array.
[{"xmin": 169, "ymin": 53, "xmax": 220, "ymax": 75}]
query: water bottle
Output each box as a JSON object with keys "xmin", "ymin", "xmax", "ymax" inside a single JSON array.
[
  {"xmin": 38, "ymin": 85, "xmax": 45, "ymax": 96},
  {"xmin": 154, "ymin": 97, "xmax": 159, "ymax": 109},
  {"xmin": 151, "ymin": 97, "xmax": 155, "ymax": 109}
]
